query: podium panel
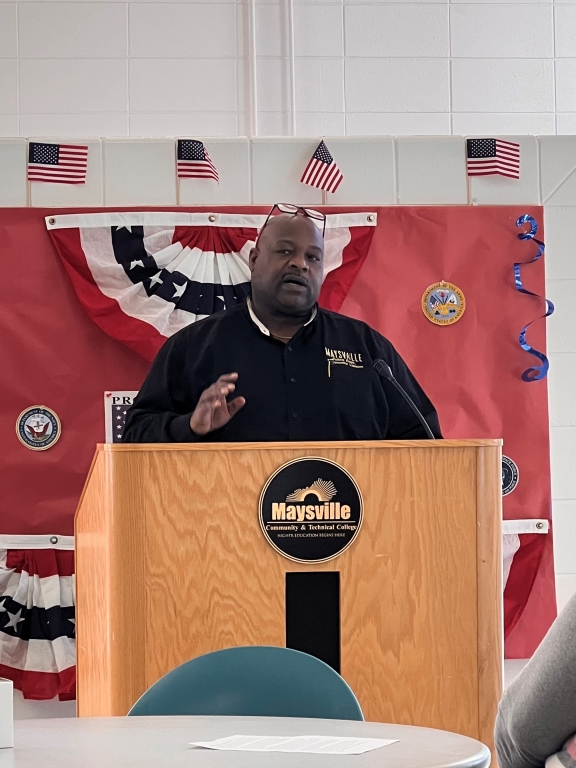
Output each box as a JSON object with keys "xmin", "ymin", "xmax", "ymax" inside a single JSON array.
[{"xmin": 75, "ymin": 440, "xmax": 502, "ymax": 751}]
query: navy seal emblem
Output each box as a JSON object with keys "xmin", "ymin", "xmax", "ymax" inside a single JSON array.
[
  {"xmin": 422, "ymin": 281, "xmax": 466, "ymax": 325},
  {"xmin": 16, "ymin": 406, "xmax": 61, "ymax": 451},
  {"xmin": 502, "ymin": 455, "xmax": 519, "ymax": 496}
]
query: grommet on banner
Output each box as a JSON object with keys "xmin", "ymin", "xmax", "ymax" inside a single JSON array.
[
  {"xmin": 536, "ymin": 522, "xmax": 544, "ymax": 530},
  {"xmin": 208, "ymin": 214, "xmax": 217, "ymax": 223},
  {"xmin": 50, "ymin": 536, "xmax": 58, "ymax": 545},
  {"xmin": 367, "ymin": 214, "xmax": 375, "ymax": 222},
  {"xmin": 48, "ymin": 218, "xmax": 56, "ymax": 225}
]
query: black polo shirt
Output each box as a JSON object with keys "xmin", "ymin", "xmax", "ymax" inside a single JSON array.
[{"xmin": 122, "ymin": 301, "xmax": 441, "ymax": 443}]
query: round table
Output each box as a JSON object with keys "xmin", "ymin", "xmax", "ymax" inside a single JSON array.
[{"xmin": 1, "ymin": 716, "xmax": 491, "ymax": 768}]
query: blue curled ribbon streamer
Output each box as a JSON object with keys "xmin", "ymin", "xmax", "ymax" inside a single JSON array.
[{"xmin": 515, "ymin": 214, "xmax": 554, "ymax": 381}]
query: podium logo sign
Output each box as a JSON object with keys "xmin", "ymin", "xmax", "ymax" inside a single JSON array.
[{"xmin": 259, "ymin": 457, "xmax": 363, "ymax": 563}]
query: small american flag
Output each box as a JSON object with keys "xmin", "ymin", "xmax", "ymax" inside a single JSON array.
[
  {"xmin": 177, "ymin": 140, "xmax": 219, "ymax": 182},
  {"xmin": 466, "ymin": 138, "xmax": 520, "ymax": 179},
  {"xmin": 300, "ymin": 141, "xmax": 343, "ymax": 193},
  {"xmin": 28, "ymin": 142, "xmax": 88, "ymax": 184}
]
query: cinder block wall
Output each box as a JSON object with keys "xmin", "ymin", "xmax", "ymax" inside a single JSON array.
[{"xmin": 0, "ymin": 0, "xmax": 575, "ymax": 137}]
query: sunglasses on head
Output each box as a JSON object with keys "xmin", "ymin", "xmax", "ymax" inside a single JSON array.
[{"xmin": 257, "ymin": 203, "xmax": 327, "ymax": 242}]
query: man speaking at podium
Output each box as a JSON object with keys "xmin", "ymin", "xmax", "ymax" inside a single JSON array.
[{"xmin": 123, "ymin": 205, "xmax": 441, "ymax": 443}]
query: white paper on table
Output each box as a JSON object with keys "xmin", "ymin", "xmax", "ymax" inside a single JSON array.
[{"xmin": 190, "ymin": 734, "xmax": 398, "ymax": 755}]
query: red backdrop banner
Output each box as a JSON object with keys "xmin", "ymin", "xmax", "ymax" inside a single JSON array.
[
  {"xmin": 0, "ymin": 206, "xmax": 554, "ymax": 680},
  {"xmin": 336, "ymin": 206, "xmax": 554, "ymax": 658}
]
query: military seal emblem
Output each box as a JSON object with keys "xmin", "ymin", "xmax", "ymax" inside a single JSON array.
[
  {"xmin": 502, "ymin": 455, "xmax": 519, "ymax": 496},
  {"xmin": 16, "ymin": 406, "xmax": 61, "ymax": 451},
  {"xmin": 422, "ymin": 281, "xmax": 466, "ymax": 325}
]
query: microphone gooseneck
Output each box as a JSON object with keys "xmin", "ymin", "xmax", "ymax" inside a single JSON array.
[{"xmin": 373, "ymin": 359, "xmax": 435, "ymax": 439}]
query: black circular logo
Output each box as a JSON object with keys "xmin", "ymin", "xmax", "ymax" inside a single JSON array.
[
  {"xmin": 259, "ymin": 457, "xmax": 363, "ymax": 563},
  {"xmin": 502, "ymin": 455, "xmax": 519, "ymax": 496}
]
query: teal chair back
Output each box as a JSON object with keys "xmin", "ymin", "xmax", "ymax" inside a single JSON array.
[{"xmin": 128, "ymin": 646, "xmax": 364, "ymax": 721}]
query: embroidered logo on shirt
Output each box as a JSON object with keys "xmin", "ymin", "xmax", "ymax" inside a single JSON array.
[{"xmin": 325, "ymin": 347, "xmax": 363, "ymax": 376}]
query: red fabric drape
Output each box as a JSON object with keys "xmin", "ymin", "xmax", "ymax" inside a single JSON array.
[{"xmin": 0, "ymin": 207, "xmax": 555, "ymax": 698}]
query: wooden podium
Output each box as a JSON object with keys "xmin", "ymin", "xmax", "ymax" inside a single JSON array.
[{"xmin": 76, "ymin": 439, "xmax": 502, "ymax": 750}]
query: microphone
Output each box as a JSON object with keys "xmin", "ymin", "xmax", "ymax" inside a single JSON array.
[{"xmin": 373, "ymin": 359, "xmax": 435, "ymax": 440}]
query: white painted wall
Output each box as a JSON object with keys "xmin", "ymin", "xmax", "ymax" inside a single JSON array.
[{"xmin": 1, "ymin": 0, "xmax": 576, "ymax": 137}]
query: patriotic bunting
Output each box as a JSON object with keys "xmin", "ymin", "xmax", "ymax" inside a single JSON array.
[
  {"xmin": 0, "ymin": 545, "xmax": 76, "ymax": 701},
  {"xmin": 46, "ymin": 211, "xmax": 376, "ymax": 361}
]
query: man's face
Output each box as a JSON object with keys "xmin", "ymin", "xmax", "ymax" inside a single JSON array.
[{"xmin": 249, "ymin": 214, "xmax": 324, "ymax": 316}]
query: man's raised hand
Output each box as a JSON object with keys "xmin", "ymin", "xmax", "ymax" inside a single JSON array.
[{"xmin": 189, "ymin": 373, "xmax": 246, "ymax": 435}]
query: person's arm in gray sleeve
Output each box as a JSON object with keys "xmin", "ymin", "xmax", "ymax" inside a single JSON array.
[{"xmin": 495, "ymin": 592, "xmax": 576, "ymax": 768}]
